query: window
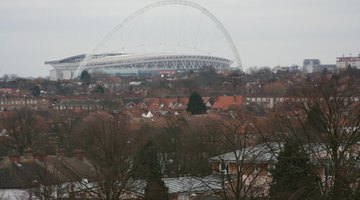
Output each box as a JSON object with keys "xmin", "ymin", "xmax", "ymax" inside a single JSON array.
[
  {"xmin": 268, "ymin": 164, "xmax": 275, "ymax": 175},
  {"xmin": 219, "ymin": 163, "xmax": 229, "ymax": 174}
]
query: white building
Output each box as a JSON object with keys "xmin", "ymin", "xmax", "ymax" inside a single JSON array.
[
  {"xmin": 45, "ymin": 53, "xmax": 233, "ymax": 80},
  {"xmin": 303, "ymin": 59, "xmax": 321, "ymax": 73},
  {"xmin": 336, "ymin": 55, "xmax": 360, "ymax": 69}
]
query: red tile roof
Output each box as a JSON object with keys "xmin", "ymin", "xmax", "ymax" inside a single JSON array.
[{"xmin": 212, "ymin": 96, "xmax": 243, "ymax": 111}]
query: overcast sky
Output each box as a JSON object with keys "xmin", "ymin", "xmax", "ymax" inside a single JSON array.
[{"xmin": 0, "ymin": 0, "xmax": 359, "ymax": 78}]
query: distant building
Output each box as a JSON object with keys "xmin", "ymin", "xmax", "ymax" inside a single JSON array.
[
  {"xmin": 0, "ymin": 74, "xmax": 17, "ymax": 81},
  {"xmin": 211, "ymin": 95, "xmax": 242, "ymax": 111},
  {"xmin": 303, "ymin": 59, "xmax": 321, "ymax": 73},
  {"xmin": 52, "ymin": 98, "xmax": 123, "ymax": 111},
  {"xmin": 303, "ymin": 59, "xmax": 337, "ymax": 73},
  {"xmin": 45, "ymin": 53, "xmax": 233, "ymax": 80},
  {"xmin": 313, "ymin": 64, "xmax": 337, "ymax": 73},
  {"xmin": 0, "ymin": 97, "xmax": 49, "ymax": 111},
  {"xmin": 0, "ymin": 150, "xmax": 95, "ymax": 200},
  {"xmin": 336, "ymin": 55, "xmax": 360, "ymax": 69},
  {"xmin": 273, "ymin": 65, "xmax": 299, "ymax": 73}
]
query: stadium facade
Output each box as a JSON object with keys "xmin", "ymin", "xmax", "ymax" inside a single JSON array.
[{"xmin": 45, "ymin": 53, "xmax": 233, "ymax": 80}]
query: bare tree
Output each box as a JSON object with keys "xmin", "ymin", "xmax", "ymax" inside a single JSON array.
[
  {"xmin": 28, "ymin": 158, "xmax": 70, "ymax": 200},
  {"xmin": 78, "ymin": 111, "xmax": 137, "ymax": 200},
  {"xmin": 0, "ymin": 153, "xmax": 70, "ymax": 200},
  {"xmin": 153, "ymin": 117, "xmax": 220, "ymax": 178},
  {"xmin": 268, "ymin": 73, "xmax": 360, "ymax": 200},
  {"xmin": 3, "ymin": 108, "xmax": 47, "ymax": 154},
  {"xmin": 208, "ymin": 111, "xmax": 272, "ymax": 200},
  {"xmin": 51, "ymin": 111, "xmax": 85, "ymax": 155}
]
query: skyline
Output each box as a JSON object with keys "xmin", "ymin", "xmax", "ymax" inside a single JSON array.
[{"xmin": 0, "ymin": 0, "xmax": 359, "ymax": 77}]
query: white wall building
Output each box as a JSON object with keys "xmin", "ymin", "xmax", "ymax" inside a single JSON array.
[
  {"xmin": 303, "ymin": 59, "xmax": 321, "ymax": 73},
  {"xmin": 336, "ymin": 55, "xmax": 360, "ymax": 69},
  {"xmin": 45, "ymin": 53, "xmax": 233, "ymax": 80}
]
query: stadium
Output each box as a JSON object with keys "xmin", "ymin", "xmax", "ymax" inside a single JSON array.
[
  {"xmin": 45, "ymin": 1, "xmax": 241, "ymax": 80},
  {"xmin": 45, "ymin": 53, "xmax": 233, "ymax": 80}
]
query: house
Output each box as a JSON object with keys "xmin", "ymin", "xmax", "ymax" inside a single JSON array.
[
  {"xmin": 211, "ymin": 95, "xmax": 243, "ymax": 111},
  {"xmin": 163, "ymin": 176, "xmax": 222, "ymax": 200},
  {"xmin": 53, "ymin": 98, "xmax": 123, "ymax": 111},
  {"xmin": 139, "ymin": 97, "xmax": 186, "ymax": 112},
  {"xmin": 209, "ymin": 143, "xmax": 279, "ymax": 176},
  {"xmin": 0, "ymin": 88, "xmax": 15, "ymax": 95},
  {"xmin": 128, "ymin": 176, "xmax": 223, "ymax": 200},
  {"xmin": 139, "ymin": 96, "xmax": 213, "ymax": 113},
  {"xmin": 245, "ymin": 97, "xmax": 276, "ymax": 110},
  {"xmin": 208, "ymin": 143, "xmax": 281, "ymax": 198},
  {"xmin": 142, "ymin": 111, "xmax": 154, "ymax": 118},
  {"xmin": 209, "ymin": 142, "xmax": 360, "ymax": 198},
  {"xmin": 0, "ymin": 149, "xmax": 95, "ymax": 199},
  {"xmin": 123, "ymin": 98, "xmax": 144, "ymax": 109},
  {"xmin": 0, "ymin": 97, "xmax": 50, "ymax": 111}
]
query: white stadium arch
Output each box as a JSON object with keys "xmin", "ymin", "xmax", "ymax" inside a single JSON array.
[{"xmin": 73, "ymin": 0, "xmax": 242, "ymax": 78}]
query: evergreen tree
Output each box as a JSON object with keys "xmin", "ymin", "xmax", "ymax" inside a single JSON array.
[
  {"xmin": 306, "ymin": 104, "xmax": 327, "ymax": 133},
  {"xmin": 133, "ymin": 139, "xmax": 169, "ymax": 200},
  {"xmin": 31, "ymin": 85, "xmax": 41, "ymax": 97},
  {"xmin": 186, "ymin": 92, "xmax": 207, "ymax": 115},
  {"xmin": 269, "ymin": 142, "xmax": 320, "ymax": 200},
  {"xmin": 92, "ymin": 85, "xmax": 105, "ymax": 94},
  {"xmin": 80, "ymin": 70, "xmax": 91, "ymax": 85}
]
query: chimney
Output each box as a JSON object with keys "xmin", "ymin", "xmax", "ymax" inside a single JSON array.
[
  {"xmin": 8, "ymin": 153, "xmax": 21, "ymax": 163},
  {"xmin": 72, "ymin": 149, "xmax": 85, "ymax": 161},
  {"xmin": 56, "ymin": 148, "xmax": 65, "ymax": 159},
  {"xmin": 24, "ymin": 149, "xmax": 33, "ymax": 159}
]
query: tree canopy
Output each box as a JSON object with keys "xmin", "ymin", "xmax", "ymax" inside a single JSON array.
[
  {"xmin": 31, "ymin": 85, "xmax": 41, "ymax": 97},
  {"xmin": 269, "ymin": 141, "xmax": 320, "ymax": 200},
  {"xmin": 133, "ymin": 139, "xmax": 169, "ymax": 200},
  {"xmin": 186, "ymin": 92, "xmax": 207, "ymax": 115},
  {"xmin": 80, "ymin": 70, "xmax": 91, "ymax": 85}
]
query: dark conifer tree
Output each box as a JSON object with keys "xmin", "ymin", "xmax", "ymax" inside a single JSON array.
[
  {"xmin": 186, "ymin": 92, "xmax": 207, "ymax": 115},
  {"xmin": 80, "ymin": 70, "xmax": 91, "ymax": 85},
  {"xmin": 31, "ymin": 85, "xmax": 41, "ymax": 97},
  {"xmin": 133, "ymin": 139, "xmax": 169, "ymax": 200},
  {"xmin": 93, "ymin": 85, "xmax": 105, "ymax": 94},
  {"xmin": 269, "ymin": 141, "xmax": 320, "ymax": 200},
  {"xmin": 306, "ymin": 104, "xmax": 327, "ymax": 133}
]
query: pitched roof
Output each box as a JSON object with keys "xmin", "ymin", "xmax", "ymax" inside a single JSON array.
[
  {"xmin": 44, "ymin": 155, "xmax": 95, "ymax": 182},
  {"xmin": 127, "ymin": 176, "xmax": 222, "ymax": 195},
  {"xmin": 0, "ymin": 160, "xmax": 59, "ymax": 189},
  {"xmin": 211, "ymin": 96, "xmax": 243, "ymax": 110},
  {"xmin": 209, "ymin": 142, "xmax": 282, "ymax": 163},
  {"xmin": 163, "ymin": 177, "xmax": 222, "ymax": 194},
  {"xmin": 0, "ymin": 154, "xmax": 95, "ymax": 189},
  {"xmin": 122, "ymin": 98, "xmax": 144, "ymax": 105}
]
